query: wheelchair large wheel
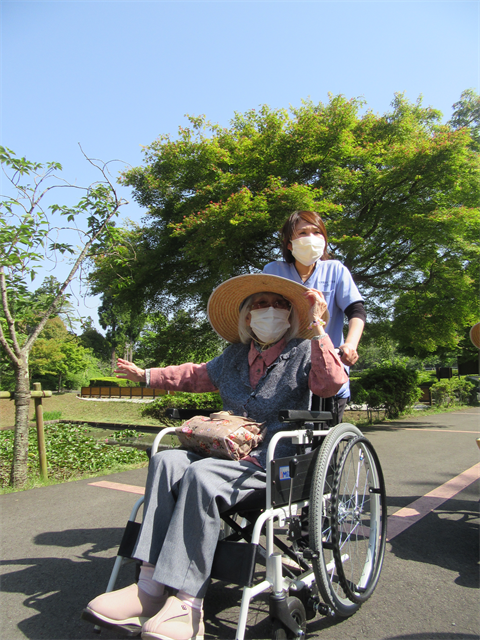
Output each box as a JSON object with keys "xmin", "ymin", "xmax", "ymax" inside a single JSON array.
[
  {"xmin": 309, "ymin": 423, "xmax": 365, "ymax": 617},
  {"xmin": 331, "ymin": 435, "xmax": 387, "ymax": 605}
]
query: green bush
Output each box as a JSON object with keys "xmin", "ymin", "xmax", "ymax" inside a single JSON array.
[
  {"xmin": 430, "ymin": 377, "xmax": 476, "ymax": 407},
  {"xmin": 88, "ymin": 377, "xmax": 142, "ymax": 388},
  {"xmin": 355, "ymin": 364, "xmax": 421, "ymax": 419},
  {"xmin": 0, "ymin": 423, "xmax": 147, "ymax": 487},
  {"xmin": 141, "ymin": 392, "xmax": 223, "ymax": 420},
  {"xmin": 416, "ymin": 370, "xmax": 438, "ymax": 385}
]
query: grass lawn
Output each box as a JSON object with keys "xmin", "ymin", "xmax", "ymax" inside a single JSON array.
[{"xmin": 0, "ymin": 392, "xmax": 163, "ymax": 430}]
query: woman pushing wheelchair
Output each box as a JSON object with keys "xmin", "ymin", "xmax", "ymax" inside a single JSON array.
[{"xmin": 83, "ymin": 273, "xmax": 347, "ymax": 640}]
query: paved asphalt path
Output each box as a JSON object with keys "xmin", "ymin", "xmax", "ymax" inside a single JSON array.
[{"xmin": 1, "ymin": 409, "xmax": 478, "ymax": 640}]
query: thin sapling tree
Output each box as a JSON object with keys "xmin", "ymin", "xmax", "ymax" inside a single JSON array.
[{"xmin": 0, "ymin": 146, "xmax": 126, "ymax": 488}]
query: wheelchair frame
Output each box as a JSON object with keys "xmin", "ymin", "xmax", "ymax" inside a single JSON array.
[{"xmin": 98, "ymin": 409, "xmax": 387, "ymax": 640}]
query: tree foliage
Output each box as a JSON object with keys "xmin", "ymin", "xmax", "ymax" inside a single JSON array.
[
  {"xmin": 29, "ymin": 316, "xmax": 91, "ymax": 391},
  {"xmin": 97, "ymin": 292, "xmax": 146, "ymax": 369},
  {"xmin": 78, "ymin": 316, "xmax": 111, "ymax": 362},
  {"xmin": 134, "ymin": 310, "xmax": 223, "ymax": 368},
  {"xmin": 89, "ymin": 92, "xmax": 479, "ymax": 359},
  {"xmin": 448, "ymin": 88, "xmax": 480, "ymax": 151}
]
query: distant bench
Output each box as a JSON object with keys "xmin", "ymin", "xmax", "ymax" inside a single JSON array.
[{"xmin": 79, "ymin": 386, "xmax": 167, "ymax": 399}]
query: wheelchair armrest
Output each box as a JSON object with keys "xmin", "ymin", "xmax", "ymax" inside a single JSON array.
[
  {"xmin": 278, "ymin": 410, "xmax": 333, "ymax": 423},
  {"xmin": 166, "ymin": 408, "xmax": 215, "ymax": 420}
]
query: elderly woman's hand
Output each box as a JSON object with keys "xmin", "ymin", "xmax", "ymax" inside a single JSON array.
[
  {"xmin": 115, "ymin": 358, "xmax": 146, "ymax": 383},
  {"xmin": 304, "ymin": 288, "xmax": 327, "ymax": 327}
]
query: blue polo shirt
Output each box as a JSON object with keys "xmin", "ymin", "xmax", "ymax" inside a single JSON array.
[{"xmin": 263, "ymin": 260, "xmax": 363, "ymax": 398}]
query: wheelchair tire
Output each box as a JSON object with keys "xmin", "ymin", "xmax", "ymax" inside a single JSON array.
[
  {"xmin": 331, "ymin": 435, "xmax": 387, "ymax": 605},
  {"xmin": 271, "ymin": 596, "xmax": 307, "ymax": 639},
  {"xmin": 308, "ymin": 423, "xmax": 364, "ymax": 617}
]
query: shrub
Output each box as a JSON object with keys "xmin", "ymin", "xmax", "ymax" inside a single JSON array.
[
  {"xmin": 355, "ymin": 364, "xmax": 421, "ymax": 419},
  {"xmin": 141, "ymin": 392, "xmax": 223, "ymax": 421},
  {"xmin": 430, "ymin": 377, "xmax": 476, "ymax": 407}
]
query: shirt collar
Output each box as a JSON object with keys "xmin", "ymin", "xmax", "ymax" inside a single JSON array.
[{"xmin": 248, "ymin": 337, "xmax": 287, "ymax": 367}]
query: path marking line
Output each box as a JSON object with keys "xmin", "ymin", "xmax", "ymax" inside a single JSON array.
[
  {"xmin": 397, "ymin": 428, "xmax": 480, "ymax": 434},
  {"xmin": 387, "ymin": 461, "xmax": 480, "ymax": 542},
  {"xmin": 88, "ymin": 480, "xmax": 145, "ymax": 495}
]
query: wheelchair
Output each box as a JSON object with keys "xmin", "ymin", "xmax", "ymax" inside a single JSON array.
[{"xmin": 88, "ymin": 402, "xmax": 387, "ymax": 640}]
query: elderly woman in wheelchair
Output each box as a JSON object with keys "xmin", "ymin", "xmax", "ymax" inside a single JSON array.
[{"xmin": 83, "ymin": 274, "xmax": 386, "ymax": 640}]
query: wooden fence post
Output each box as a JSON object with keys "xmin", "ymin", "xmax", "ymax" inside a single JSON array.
[{"xmin": 33, "ymin": 382, "xmax": 48, "ymax": 481}]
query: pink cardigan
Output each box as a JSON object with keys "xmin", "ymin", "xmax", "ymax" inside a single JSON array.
[{"xmin": 148, "ymin": 335, "xmax": 348, "ymax": 398}]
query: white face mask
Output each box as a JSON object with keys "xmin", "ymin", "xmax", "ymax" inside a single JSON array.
[
  {"xmin": 291, "ymin": 235, "xmax": 326, "ymax": 266},
  {"xmin": 249, "ymin": 307, "xmax": 291, "ymax": 345}
]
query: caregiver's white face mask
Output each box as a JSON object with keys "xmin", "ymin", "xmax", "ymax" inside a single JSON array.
[
  {"xmin": 249, "ymin": 307, "xmax": 290, "ymax": 344},
  {"xmin": 291, "ymin": 235, "xmax": 326, "ymax": 266}
]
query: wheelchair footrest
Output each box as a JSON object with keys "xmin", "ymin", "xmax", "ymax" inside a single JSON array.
[{"xmin": 210, "ymin": 540, "xmax": 257, "ymax": 587}]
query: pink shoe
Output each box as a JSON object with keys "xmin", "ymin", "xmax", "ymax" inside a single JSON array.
[
  {"xmin": 142, "ymin": 596, "xmax": 204, "ymax": 640},
  {"xmin": 82, "ymin": 583, "xmax": 167, "ymax": 633}
]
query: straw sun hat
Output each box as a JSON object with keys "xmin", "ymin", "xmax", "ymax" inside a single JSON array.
[
  {"xmin": 207, "ymin": 273, "xmax": 330, "ymax": 343},
  {"xmin": 470, "ymin": 322, "xmax": 480, "ymax": 349}
]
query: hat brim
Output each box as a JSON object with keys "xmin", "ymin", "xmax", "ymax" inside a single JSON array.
[
  {"xmin": 470, "ymin": 322, "xmax": 480, "ymax": 349},
  {"xmin": 207, "ymin": 274, "xmax": 330, "ymax": 343}
]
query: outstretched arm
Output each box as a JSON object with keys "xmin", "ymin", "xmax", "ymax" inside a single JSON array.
[{"xmin": 115, "ymin": 357, "xmax": 217, "ymax": 393}]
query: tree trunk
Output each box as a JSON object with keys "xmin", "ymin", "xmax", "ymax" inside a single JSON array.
[
  {"xmin": 111, "ymin": 345, "xmax": 116, "ymax": 374},
  {"xmin": 10, "ymin": 356, "xmax": 31, "ymax": 488}
]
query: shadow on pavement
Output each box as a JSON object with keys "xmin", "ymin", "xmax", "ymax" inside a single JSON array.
[
  {"xmin": 1, "ymin": 527, "xmax": 136, "ymax": 639},
  {"xmin": 387, "ymin": 497, "xmax": 479, "ymax": 590}
]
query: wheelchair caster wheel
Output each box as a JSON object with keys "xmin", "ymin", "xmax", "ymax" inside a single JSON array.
[{"xmin": 271, "ymin": 596, "xmax": 306, "ymax": 639}]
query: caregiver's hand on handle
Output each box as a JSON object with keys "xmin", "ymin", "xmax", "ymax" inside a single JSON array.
[
  {"xmin": 337, "ymin": 341, "xmax": 359, "ymax": 366},
  {"xmin": 115, "ymin": 358, "xmax": 146, "ymax": 383}
]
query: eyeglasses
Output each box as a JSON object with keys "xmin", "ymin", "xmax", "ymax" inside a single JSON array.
[{"xmin": 250, "ymin": 298, "xmax": 291, "ymax": 311}]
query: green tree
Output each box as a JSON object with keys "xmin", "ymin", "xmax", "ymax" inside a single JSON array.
[
  {"xmin": 78, "ymin": 316, "xmax": 111, "ymax": 362},
  {"xmin": 97, "ymin": 293, "xmax": 146, "ymax": 370},
  {"xmin": 0, "ymin": 146, "xmax": 126, "ymax": 488},
  {"xmin": 29, "ymin": 316, "xmax": 91, "ymax": 391},
  {"xmin": 89, "ymin": 93, "xmax": 479, "ymax": 358}
]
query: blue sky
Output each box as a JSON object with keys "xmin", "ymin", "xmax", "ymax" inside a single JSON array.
[{"xmin": 1, "ymin": 0, "xmax": 478, "ymax": 330}]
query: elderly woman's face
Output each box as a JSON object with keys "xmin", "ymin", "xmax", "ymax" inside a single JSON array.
[{"xmin": 246, "ymin": 292, "xmax": 291, "ymax": 326}]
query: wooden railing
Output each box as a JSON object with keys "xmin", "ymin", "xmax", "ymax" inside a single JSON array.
[{"xmin": 80, "ymin": 386, "xmax": 166, "ymax": 399}]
